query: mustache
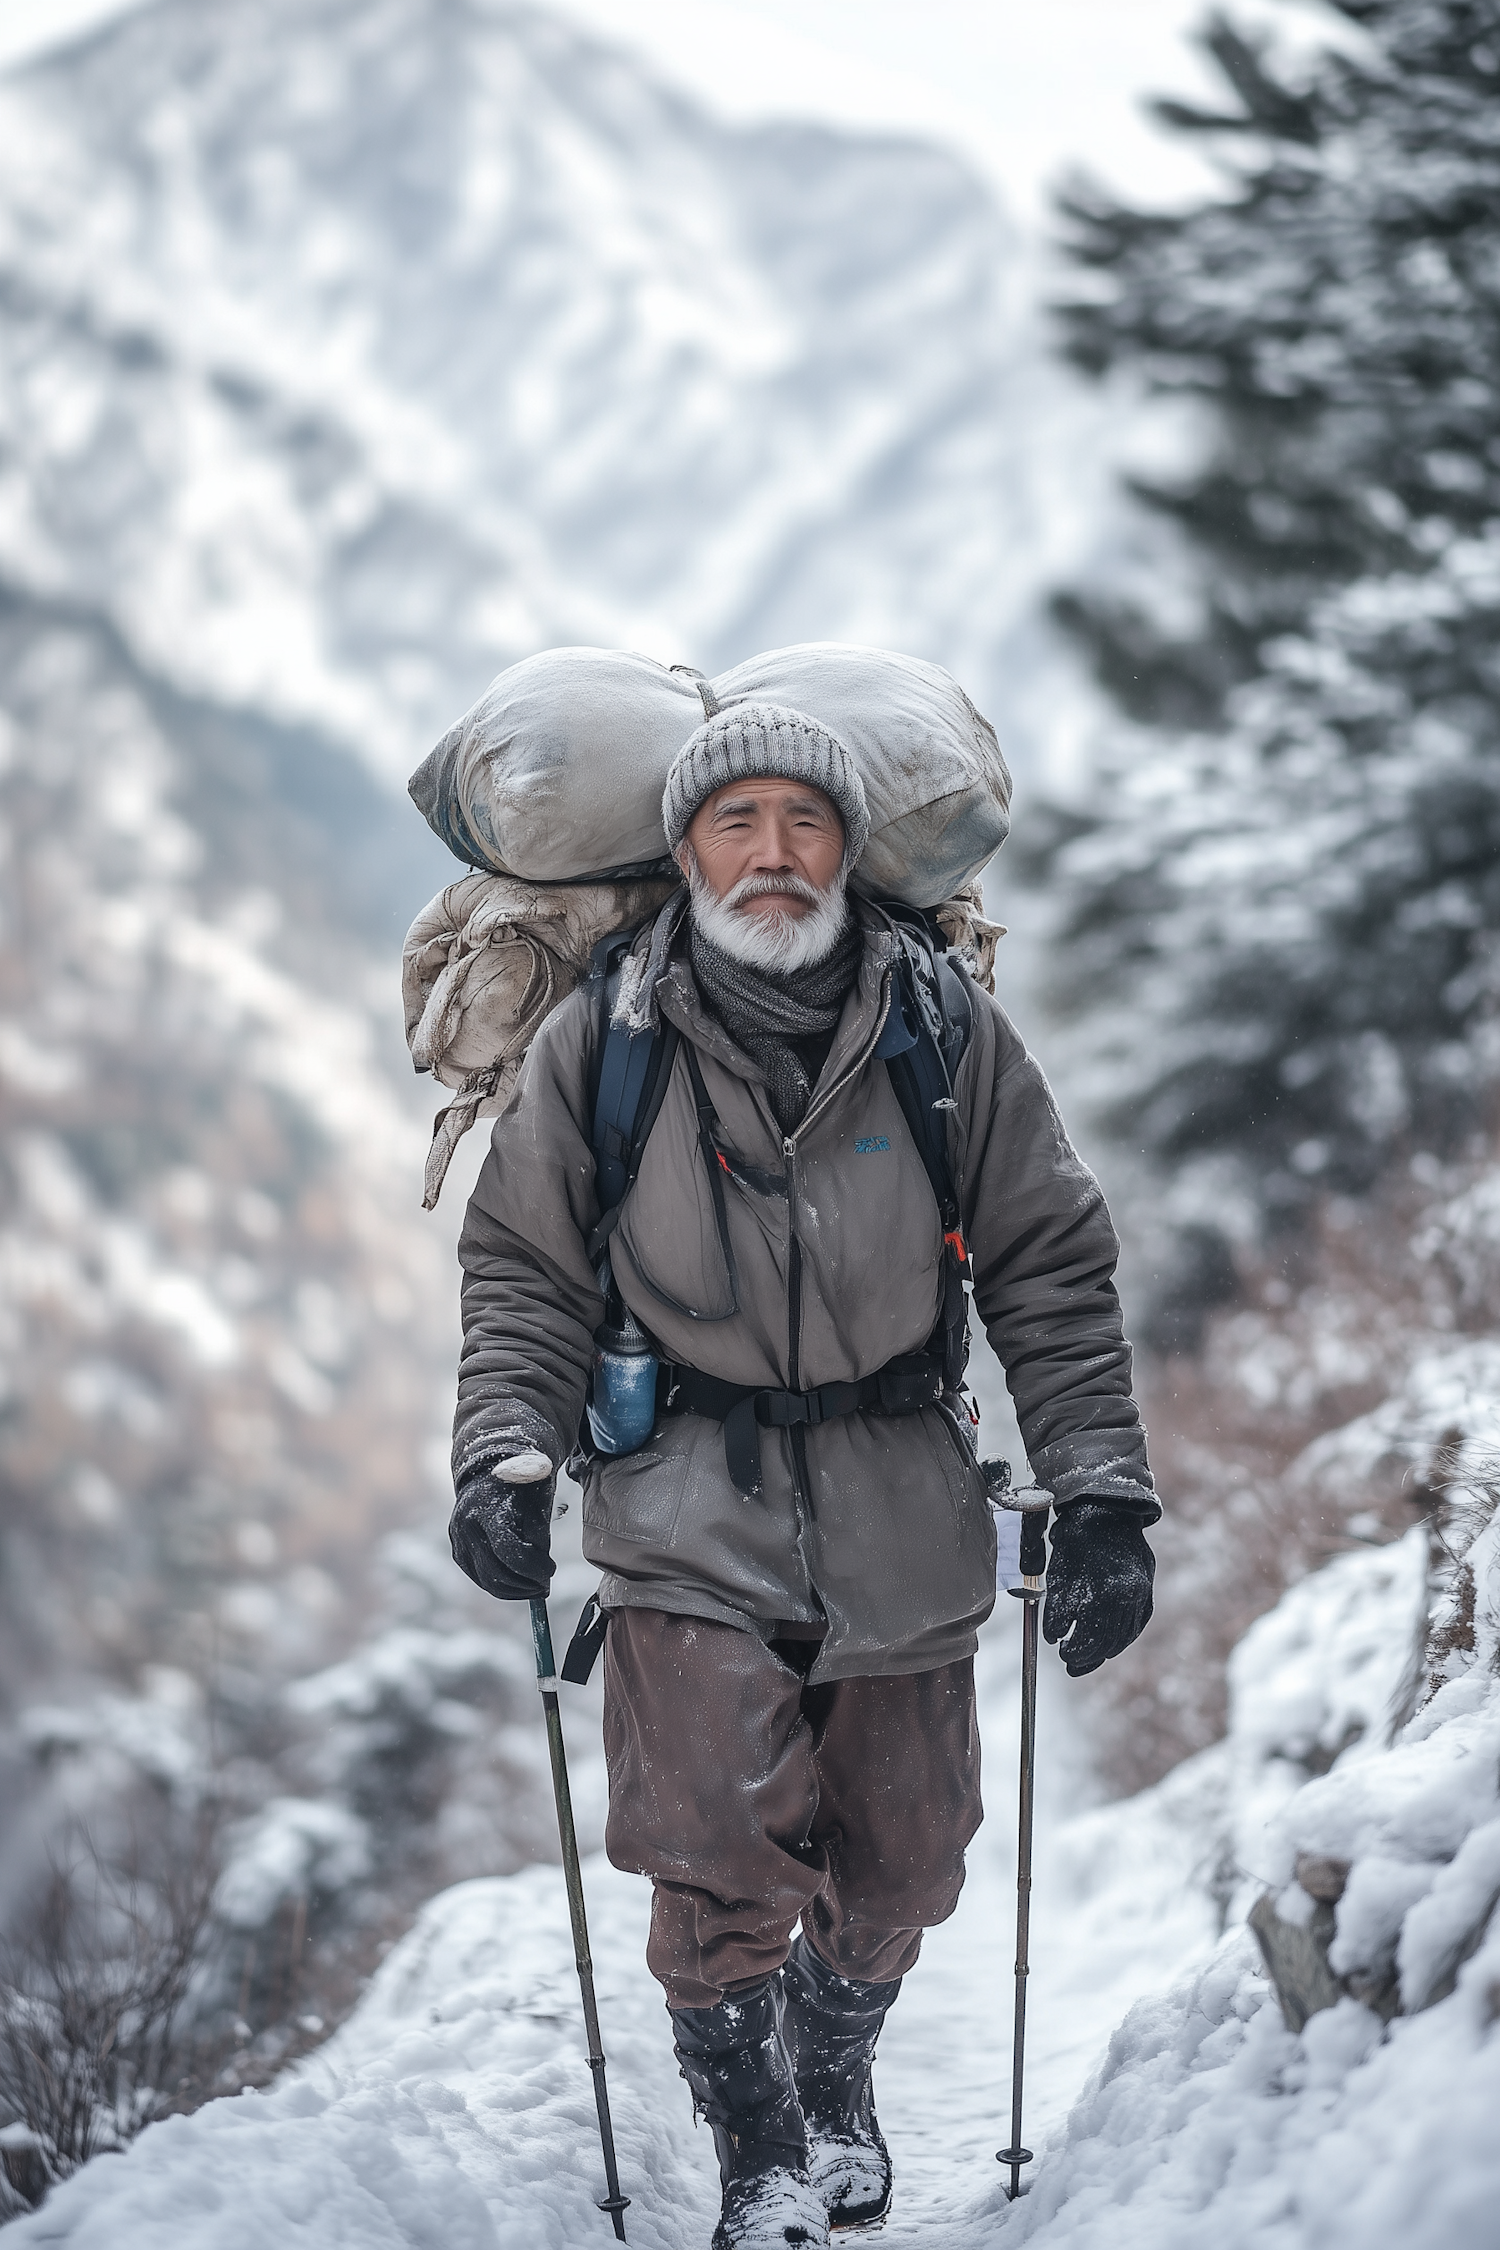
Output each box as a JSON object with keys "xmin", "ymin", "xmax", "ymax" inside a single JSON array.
[{"xmin": 720, "ymin": 871, "xmax": 825, "ymax": 913}]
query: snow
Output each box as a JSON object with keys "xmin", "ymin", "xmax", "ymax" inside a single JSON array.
[
  {"xmin": 1227, "ymin": 1531, "xmax": 1428, "ymax": 1782},
  {"xmin": 18, "ymin": 1419, "xmax": 1500, "ymax": 2247},
  {"xmin": 1400, "ymin": 1819, "xmax": 1500, "ymax": 2014},
  {"xmin": 1006, "ymin": 1949, "xmax": 1500, "ymax": 2250},
  {"xmin": 214, "ymin": 1799, "xmax": 373, "ymax": 1933},
  {"xmin": 1007, "ymin": 1453, "xmax": 1500, "ymax": 2248},
  {"xmin": 1294, "ymin": 1339, "xmax": 1500, "ymax": 1512},
  {"xmin": 0, "ymin": 0, "xmax": 1164, "ymax": 803},
  {"xmin": 5, "ymin": 1606, "xmax": 1226, "ymax": 2247},
  {"xmin": 1222, "ymin": 1528, "xmax": 1432, "ymax": 1891}
]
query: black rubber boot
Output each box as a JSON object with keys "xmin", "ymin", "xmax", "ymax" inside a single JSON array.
[
  {"xmin": 672, "ymin": 1978, "xmax": 831, "ymax": 2249},
  {"xmin": 780, "ymin": 1937, "xmax": 901, "ymax": 2230}
]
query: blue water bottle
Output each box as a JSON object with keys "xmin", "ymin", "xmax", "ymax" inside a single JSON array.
[{"xmin": 588, "ymin": 1292, "xmax": 659, "ymax": 1456}]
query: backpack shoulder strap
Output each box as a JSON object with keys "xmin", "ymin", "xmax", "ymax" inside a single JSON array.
[
  {"xmin": 584, "ymin": 928, "xmax": 679, "ymax": 1265},
  {"xmin": 874, "ymin": 924, "xmax": 971, "ymax": 1224},
  {"xmin": 874, "ymin": 920, "xmax": 975, "ymax": 1389}
]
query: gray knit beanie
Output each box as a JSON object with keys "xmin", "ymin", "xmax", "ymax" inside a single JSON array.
[{"xmin": 662, "ymin": 702, "xmax": 870, "ymax": 872}]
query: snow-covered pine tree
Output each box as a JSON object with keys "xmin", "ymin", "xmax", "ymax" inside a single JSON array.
[{"xmin": 1042, "ymin": 2, "xmax": 1500, "ymax": 1249}]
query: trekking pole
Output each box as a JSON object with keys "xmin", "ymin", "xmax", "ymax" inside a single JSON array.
[
  {"xmin": 997, "ymin": 1493, "xmax": 1050, "ymax": 2202},
  {"xmin": 530, "ymin": 1596, "xmax": 630, "ymax": 2241}
]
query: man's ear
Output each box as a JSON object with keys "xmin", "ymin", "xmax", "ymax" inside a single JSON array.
[{"xmin": 674, "ymin": 842, "xmax": 695, "ymax": 882}]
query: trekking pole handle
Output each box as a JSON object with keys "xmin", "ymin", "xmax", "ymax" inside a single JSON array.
[
  {"xmin": 1016, "ymin": 1506, "xmax": 1048, "ymax": 1595},
  {"xmin": 986, "ymin": 1471, "xmax": 1051, "ymax": 1605}
]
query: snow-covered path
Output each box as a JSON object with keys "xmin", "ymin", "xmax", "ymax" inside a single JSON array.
[
  {"xmin": 11, "ymin": 1607, "xmax": 1224, "ymax": 2249},
  {"xmin": 16, "ymin": 1378, "xmax": 1500, "ymax": 2249},
  {"xmin": 854, "ymin": 1615, "xmax": 1223, "ymax": 2240}
]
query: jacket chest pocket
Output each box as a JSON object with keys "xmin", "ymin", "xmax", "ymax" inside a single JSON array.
[
  {"xmin": 794, "ymin": 1108, "xmax": 945, "ymax": 1372},
  {"xmin": 613, "ymin": 1070, "xmax": 740, "ymax": 1324},
  {"xmin": 614, "ymin": 1069, "xmax": 789, "ymax": 1355}
]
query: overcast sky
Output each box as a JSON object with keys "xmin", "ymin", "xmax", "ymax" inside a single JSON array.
[{"xmin": 0, "ymin": 0, "xmax": 1360, "ymax": 226}]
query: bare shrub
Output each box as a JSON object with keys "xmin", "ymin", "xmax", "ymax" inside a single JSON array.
[
  {"xmin": 0, "ymin": 1814, "xmax": 221, "ymax": 2207},
  {"xmin": 1417, "ymin": 1449, "xmax": 1500, "ymax": 1707},
  {"xmin": 1088, "ymin": 1154, "xmax": 1499, "ymax": 1793}
]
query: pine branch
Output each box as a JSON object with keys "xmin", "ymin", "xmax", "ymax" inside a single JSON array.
[
  {"xmin": 1199, "ymin": 14, "xmax": 1322, "ymax": 143},
  {"xmin": 1041, "ymin": 0, "xmax": 1500, "ymax": 1213}
]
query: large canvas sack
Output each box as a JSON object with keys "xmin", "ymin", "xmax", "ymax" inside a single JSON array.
[
  {"xmin": 409, "ymin": 648, "xmax": 702, "ymax": 882},
  {"xmin": 408, "ymin": 642, "xmax": 1010, "ymax": 909},
  {"xmin": 404, "ymin": 870, "xmax": 678, "ymax": 1206},
  {"xmin": 712, "ymin": 644, "xmax": 1010, "ymax": 905}
]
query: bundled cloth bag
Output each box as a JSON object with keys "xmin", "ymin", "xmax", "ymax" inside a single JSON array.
[
  {"xmin": 404, "ymin": 643, "xmax": 1009, "ymax": 1202},
  {"xmin": 404, "ymin": 872, "xmax": 679, "ymax": 1206},
  {"xmin": 409, "ymin": 649, "xmax": 703, "ymax": 883},
  {"xmin": 408, "ymin": 642, "xmax": 1010, "ymax": 903}
]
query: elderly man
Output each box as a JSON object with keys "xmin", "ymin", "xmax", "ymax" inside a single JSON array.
[{"xmin": 448, "ymin": 705, "xmax": 1157, "ymax": 2249}]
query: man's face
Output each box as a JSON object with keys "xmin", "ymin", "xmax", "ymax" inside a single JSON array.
[{"xmin": 679, "ymin": 778, "xmax": 844, "ymax": 922}]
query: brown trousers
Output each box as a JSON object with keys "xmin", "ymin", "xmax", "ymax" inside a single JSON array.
[{"xmin": 601, "ymin": 1607, "xmax": 983, "ymax": 2009}]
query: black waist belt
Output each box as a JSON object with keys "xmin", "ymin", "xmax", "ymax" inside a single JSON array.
[{"xmin": 660, "ymin": 1351, "xmax": 944, "ymax": 1499}]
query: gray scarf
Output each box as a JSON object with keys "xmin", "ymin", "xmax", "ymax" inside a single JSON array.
[{"xmin": 689, "ymin": 914, "xmax": 864, "ymax": 1135}]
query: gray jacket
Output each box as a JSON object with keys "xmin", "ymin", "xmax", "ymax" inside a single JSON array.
[{"xmin": 454, "ymin": 902, "xmax": 1155, "ymax": 1681}]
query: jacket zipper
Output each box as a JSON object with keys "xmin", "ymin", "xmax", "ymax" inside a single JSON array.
[
  {"xmin": 779, "ymin": 965, "xmax": 895, "ymax": 1419},
  {"xmin": 778, "ymin": 966, "xmax": 896, "ymax": 1580},
  {"xmin": 786, "ymin": 1218, "xmax": 802, "ymax": 1392}
]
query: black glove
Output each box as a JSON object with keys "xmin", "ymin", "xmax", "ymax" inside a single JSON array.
[
  {"xmin": 1042, "ymin": 1501, "xmax": 1155, "ymax": 1677},
  {"xmin": 448, "ymin": 1461, "xmax": 556, "ymax": 1601}
]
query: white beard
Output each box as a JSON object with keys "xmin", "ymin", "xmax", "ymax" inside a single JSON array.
[{"xmin": 685, "ymin": 858, "xmax": 851, "ymax": 972}]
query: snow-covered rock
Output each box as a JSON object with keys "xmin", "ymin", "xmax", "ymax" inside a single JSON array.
[
  {"xmin": 1224, "ymin": 1525, "xmax": 1431, "ymax": 1902},
  {"xmin": 1007, "ymin": 1935, "xmax": 1500, "ymax": 2250},
  {"xmin": 1007, "ymin": 1422, "xmax": 1500, "ymax": 2246}
]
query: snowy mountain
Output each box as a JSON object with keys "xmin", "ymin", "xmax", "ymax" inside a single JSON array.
[
  {"xmin": 0, "ymin": 0, "xmax": 1116, "ymax": 787},
  {"xmin": 0, "ymin": 0, "xmax": 1125, "ymax": 2117},
  {"xmin": 0, "ymin": 0, "xmax": 1117, "ymax": 1713},
  {"xmin": 0, "ymin": 0, "xmax": 1097, "ymax": 1692},
  {"xmin": 0, "ymin": 582, "xmax": 457, "ymax": 1715},
  {"xmin": 0, "ymin": 575, "xmax": 595, "ymax": 2123}
]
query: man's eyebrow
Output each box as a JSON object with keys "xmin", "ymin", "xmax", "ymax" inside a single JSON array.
[{"xmin": 707, "ymin": 791, "xmax": 837, "ymax": 820}]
